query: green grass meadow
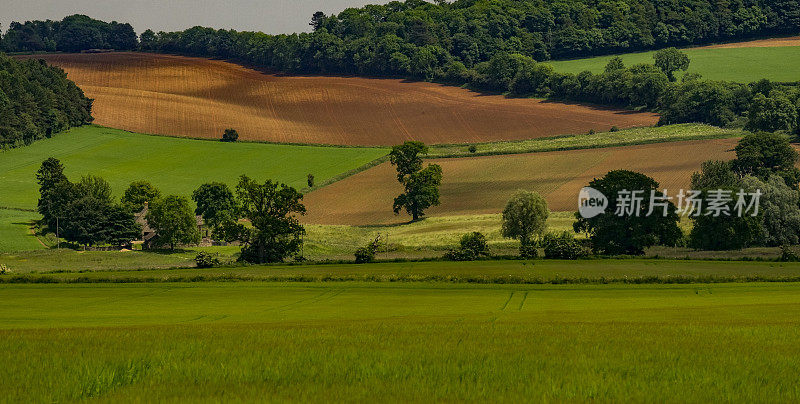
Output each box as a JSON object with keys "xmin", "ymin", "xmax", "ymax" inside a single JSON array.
[
  {"xmin": 0, "ymin": 125, "xmax": 388, "ymax": 210},
  {"xmin": 1, "ymin": 281, "xmax": 799, "ymax": 401},
  {"xmin": 0, "ymin": 209, "xmax": 44, "ymax": 252},
  {"xmin": 547, "ymin": 46, "xmax": 800, "ymax": 82}
]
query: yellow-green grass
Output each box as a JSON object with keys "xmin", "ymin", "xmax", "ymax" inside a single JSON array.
[
  {"xmin": 547, "ymin": 46, "xmax": 800, "ymax": 83},
  {"xmin": 1, "ymin": 281, "xmax": 799, "ymax": 401},
  {"xmin": 0, "ymin": 125, "xmax": 388, "ymax": 211},
  {"xmin": 429, "ymin": 123, "xmax": 740, "ymax": 158},
  {"xmin": 0, "ymin": 209, "xmax": 44, "ymax": 252}
]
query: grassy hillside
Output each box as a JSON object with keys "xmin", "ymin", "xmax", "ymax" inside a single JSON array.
[
  {"xmin": 0, "ymin": 125, "xmax": 387, "ymax": 211},
  {"xmin": 547, "ymin": 46, "xmax": 800, "ymax": 83},
  {"xmin": 1, "ymin": 281, "xmax": 798, "ymax": 401}
]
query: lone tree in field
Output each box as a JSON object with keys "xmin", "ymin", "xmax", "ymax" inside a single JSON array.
[
  {"xmin": 389, "ymin": 141, "xmax": 443, "ymax": 221},
  {"xmin": 221, "ymin": 128, "xmax": 239, "ymax": 142},
  {"xmin": 220, "ymin": 175, "xmax": 306, "ymax": 264},
  {"xmin": 121, "ymin": 180, "xmax": 161, "ymax": 212},
  {"xmin": 653, "ymin": 47, "xmax": 690, "ymax": 82},
  {"xmin": 146, "ymin": 195, "xmax": 201, "ymax": 250},
  {"xmin": 502, "ymin": 190, "xmax": 549, "ymax": 257},
  {"xmin": 574, "ymin": 170, "xmax": 682, "ymax": 255}
]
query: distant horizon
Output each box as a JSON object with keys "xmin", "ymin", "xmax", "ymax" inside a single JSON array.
[{"xmin": 0, "ymin": 0, "xmax": 395, "ymax": 36}]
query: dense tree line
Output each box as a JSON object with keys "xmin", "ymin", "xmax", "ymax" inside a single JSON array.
[
  {"xmin": 140, "ymin": 0, "xmax": 800, "ymax": 69},
  {"xmin": 139, "ymin": 21, "xmax": 798, "ymax": 132},
  {"xmin": 0, "ymin": 15, "xmax": 137, "ymax": 53},
  {"xmin": 0, "ymin": 54, "xmax": 93, "ymax": 149}
]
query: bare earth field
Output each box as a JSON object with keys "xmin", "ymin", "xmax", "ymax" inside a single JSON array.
[
  {"xmin": 303, "ymin": 138, "xmax": 738, "ymax": 224},
  {"xmin": 21, "ymin": 52, "xmax": 658, "ymax": 146}
]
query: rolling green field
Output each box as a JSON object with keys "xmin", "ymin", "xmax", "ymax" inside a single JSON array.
[
  {"xmin": 547, "ymin": 46, "xmax": 800, "ymax": 82},
  {"xmin": 0, "ymin": 125, "xmax": 387, "ymax": 210},
  {"xmin": 1, "ymin": 281, "xmax": 799, "ymax": 401}
]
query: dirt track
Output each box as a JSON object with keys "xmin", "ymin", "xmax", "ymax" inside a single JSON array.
[
  {"xmin": 302, "ymin": 138, "xmax": 739, "ymax": 224},
  {"xmin": 23, "ymin": 52, "xmax": 658, "ymax": 146}
]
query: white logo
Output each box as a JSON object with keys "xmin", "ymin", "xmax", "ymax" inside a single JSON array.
[{"xmin": 578, "ymin": 187, "xmax": 608, "ymax": 218}]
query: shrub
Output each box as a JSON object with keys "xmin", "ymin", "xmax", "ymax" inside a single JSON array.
[
  {"xmin": 588, "ymin": 129, "xmax": 596, "ymax": 135},
  {"xmin": 468, "ymin": 145, "xmax": 477, "ymax": 153},
  {"xmin": 610, "ymin": 126, "xmax": 619, "ymax": 132},
  {"xmin": 307, "ymin": 174, "xmax": 315, "ymax": 188},
  {"xmin": 195, "ymin": 252, "xmax": 221, "ymax": 268},
  {"xmin": 355, "ymin": 236, "xmax": 383, "ymax": 264},
  {"xmin": 519, "ymin": 242, "xmax": 538, "ymax": 259},
  {"xmin": 542, "ymin": 232, "xmax": 589, "ymax": 260},
  {"xmin": 221, "ymin": 128, "xmax": 239, "ymax": 142},
  {"xmin": 445, "ymin": 232, "xmax": 490, "ymax": 261},
  {"xmin": 0, "ymin": 264, "xmax": 10, "ymax": 274},
  {"xmin": 780, "ymin": 245, "xmax": 800, "ymax": 262}
]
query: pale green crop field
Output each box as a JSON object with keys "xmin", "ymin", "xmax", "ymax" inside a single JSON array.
[
  {"xmin": 1, "ymin": 281, "xmax": 798, "ymax": 402},
  {"xmin": 547, "ymin": 46, "xmax": 800, "ymax": 82}
]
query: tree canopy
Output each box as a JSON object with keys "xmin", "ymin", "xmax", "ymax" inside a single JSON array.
[
  {"xmin": 574, "ymin": 170, "xmax": 682, "ymax": 255},
  {"xmin": 389, "ymin": 141, "xmax": 442, "ymax": 221},
  {"xmin": 0, "ymin": 54, "xmax": 93, "ymax": 149}
]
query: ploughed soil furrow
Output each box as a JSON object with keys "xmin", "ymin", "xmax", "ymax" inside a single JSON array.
[
  {"xmin": 21, "ymin": 52, "xmax": 658, "ymax": 146},
  {"xmin": 302, "ymin": 138, "xmax": 738, "ymax": 225}
]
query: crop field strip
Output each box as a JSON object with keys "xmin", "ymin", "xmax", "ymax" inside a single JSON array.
[
  {"xmin": 1, "ymin": 281, "xmax": 799, "ymax": 401},
  {"xmin": 18, "ymin": 52, "xmax": 659, "ymax": 146},
  {"xmin": 546, "ymin": 36, "xmax": 800, "ymax": 83},
  {"xmin": 303, "ymin": 138, "xmax": 739, "ymax": 225}
]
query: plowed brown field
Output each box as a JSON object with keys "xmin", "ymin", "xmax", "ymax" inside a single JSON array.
[
  {"xmin": 24, "ymin": 52, "xmax": 658, "ymax": 146},
  {"xmin": 303, "ymin": 138, "xmax": 739, "ymax": 224},
  {"xmin": 700, "ymin": 36, "xmax": 800, "ymax": 49}
]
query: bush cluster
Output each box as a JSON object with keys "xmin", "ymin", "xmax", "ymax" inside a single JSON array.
[
  {"xmin": 195, "ymin": 252, "xmax": 221, "ymax": 268},
  {"xmin": 542, "ymin": 232, "xmax": 590, "ymax": 260},
  {"xmin": 445, "ymin": 232, "xmax": 490, "ymax": 261}
]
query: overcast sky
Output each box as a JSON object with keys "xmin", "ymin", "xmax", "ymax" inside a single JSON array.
[{"xmin": 0, "ymin": 0, "xmax": 389, "ymax": 35}]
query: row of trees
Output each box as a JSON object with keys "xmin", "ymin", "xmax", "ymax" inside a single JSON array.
[
  {"xmin": 37, "ymin": 158, "xmax": 140, "ymax": 248},
  {"xmin": 0, "ymin": 54, "xmax": 93, "ymax": 148},
  {"xmin": 137, "ymin": 0, "xmax": 800, "ymax": 70},
  {"xmin": 0, "ymin": 15, "xmax": 137, "ymax": 53},
  {"xmin": 36, "ymin": 157, "xmax": 308, "ymax": 263},
  {"xmin": 573, "ymin": 132, "xmax": 800, "ymax": 254},
  {"xmin": 139, "ymin": 22, "xmax": 800, "ymax": 133}
]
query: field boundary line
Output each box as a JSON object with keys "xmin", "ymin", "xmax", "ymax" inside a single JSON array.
[
  {"xmin": 427, "ymin": 132, "xmax": 741, "ymax": 159},
  {"xmin": 304, "ymin": 155, "xmax": 390, "ymax": 193}
]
